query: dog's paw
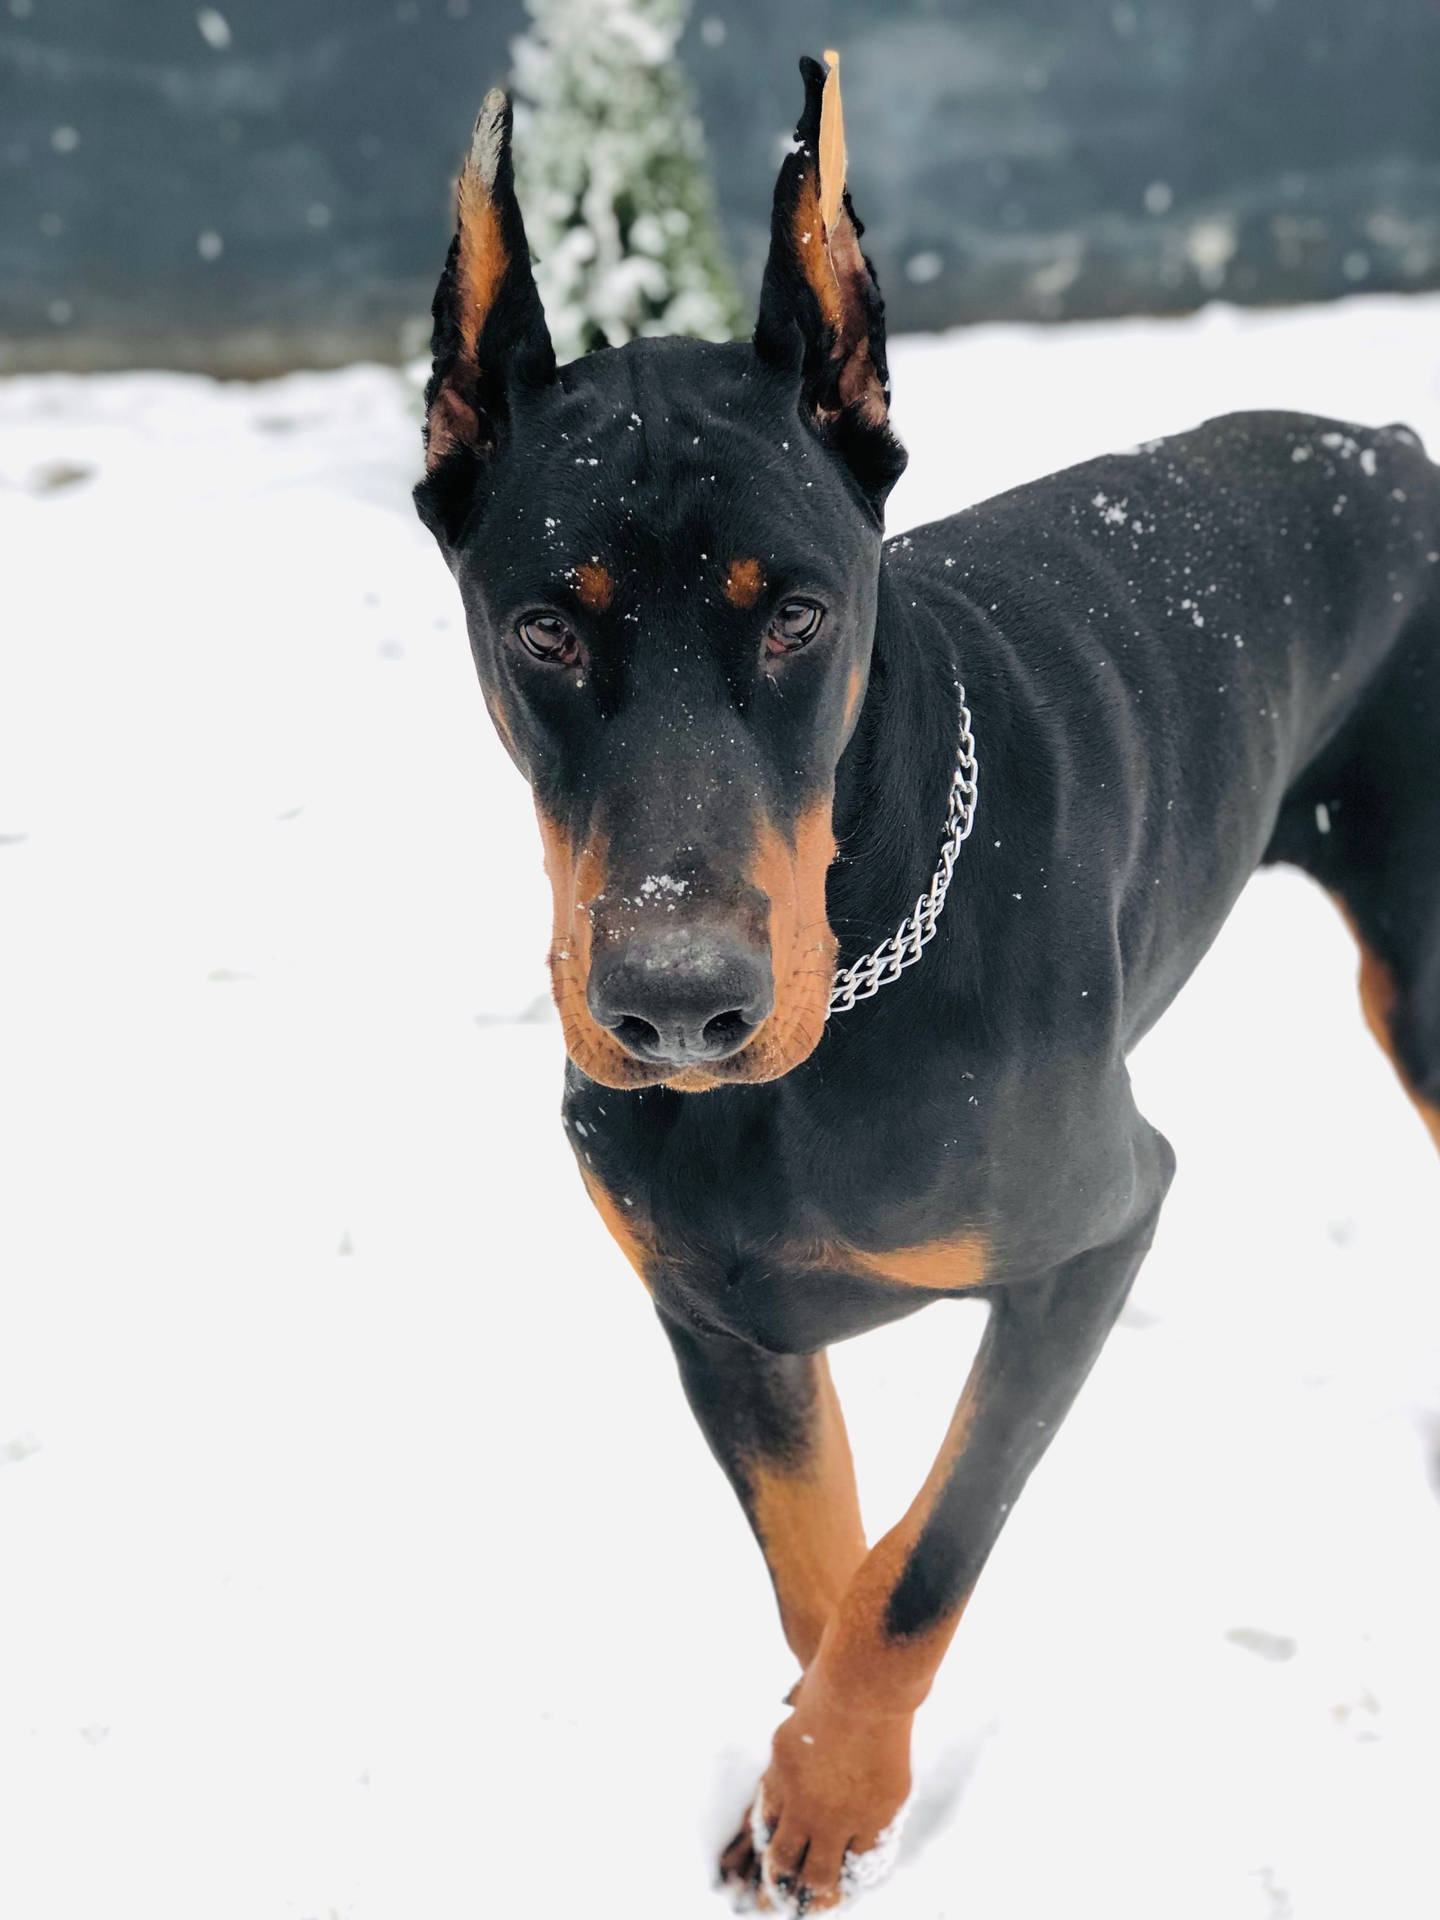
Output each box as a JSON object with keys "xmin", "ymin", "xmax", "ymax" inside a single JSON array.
[{"xmin": 722, "ymin": 1696, "xmax": 913, "ymax": 1913}]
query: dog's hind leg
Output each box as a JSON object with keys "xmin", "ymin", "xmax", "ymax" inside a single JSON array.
[
  {"xmin": 1336, "ymin": 899, "xmax": 1440, "ymax": 1155},
  {"xmin": 1267, "ymin": 612, "xmax": 1440, "ymax": 1156}
]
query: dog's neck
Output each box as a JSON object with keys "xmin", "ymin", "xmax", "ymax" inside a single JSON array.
[{"xmin": 828, "ymin": 558, "xmax": 975, "ymax": 972}]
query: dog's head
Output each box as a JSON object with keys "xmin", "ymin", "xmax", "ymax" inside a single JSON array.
[{"xmin": 415, "ymin": 56, "xmax": 906, "ymax": 1091}]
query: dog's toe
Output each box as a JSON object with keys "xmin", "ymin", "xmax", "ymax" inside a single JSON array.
[{"xmin": 719, "ymin": 1814, "xmax": 768, "ymax": 1912}]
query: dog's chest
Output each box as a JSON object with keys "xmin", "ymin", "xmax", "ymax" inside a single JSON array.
[{"xmin": 561, "ymin": 1071, "xmax": 1010, "ymax": 1351}]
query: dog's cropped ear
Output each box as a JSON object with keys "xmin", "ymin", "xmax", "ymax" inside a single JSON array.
[
  {"xmin": 754, "ymin": 53, "xmax": 906, "ymax": 511},
  {"xmin": 415, "ymin": 88, "xmax": 555, "ymax": 545}
]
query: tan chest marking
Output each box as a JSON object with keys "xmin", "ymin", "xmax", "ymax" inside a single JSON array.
[{"xmin": 806, "ymin": 1230, "xmax": 989, "ymax": 1292}]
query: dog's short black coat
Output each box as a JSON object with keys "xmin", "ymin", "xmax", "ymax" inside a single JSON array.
[
  {"xmin": 415, "ymin": 57, "xmax": 1440, "ymax": 1913},
  {"xmin": 566, "ymin": 400, "xmax": 1440, "ymax": 1339}
]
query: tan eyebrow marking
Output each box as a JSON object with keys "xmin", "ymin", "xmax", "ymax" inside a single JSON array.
[
  {"xmin": 724, "ymin": 557, "xmax": 766, "ymax": 609},
  {"xmin": 572, "ymin": 562, "xmax": 614, "ymax": 613}
]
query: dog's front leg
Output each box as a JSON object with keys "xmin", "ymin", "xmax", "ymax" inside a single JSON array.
[
  {"xmin": 742, "ymin": 1206, "xmax": 1164, "ymax": 1913},
  {"xmin": 658, "ymin": 1316, "xmax": 868, "ymax": 1673}
]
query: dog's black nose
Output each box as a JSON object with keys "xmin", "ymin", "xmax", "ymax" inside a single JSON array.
[{"xmin": 588, "ymin": 931, "xmax": 773, "ymax": 1067}]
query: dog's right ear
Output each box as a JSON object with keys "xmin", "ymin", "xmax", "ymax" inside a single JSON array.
[{"xmin": 414, "ymin": 88, "xmax": 555, "ymax": 546}]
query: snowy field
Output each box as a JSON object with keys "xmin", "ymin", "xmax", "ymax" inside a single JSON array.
[{"xmin": 2, "ymin": 295, "xmax": 1440, "ymax": 1920}]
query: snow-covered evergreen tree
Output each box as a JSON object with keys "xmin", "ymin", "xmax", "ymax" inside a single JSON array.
[{"xmin": 510, "ymin": 0, "xmax": 742, "ymax": 362}]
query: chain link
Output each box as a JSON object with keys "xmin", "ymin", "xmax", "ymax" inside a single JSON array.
[{"xmin": 827, "ymin": 683, "xmax": 979, "ymax": 1017}]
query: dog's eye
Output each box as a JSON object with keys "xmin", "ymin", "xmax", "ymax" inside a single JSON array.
[
  {"xmin": 516, "ymin": 613, "xmax": 579, "ymax": 665},
  {"xmin": 764, "ymin": 600, "xmax": 825, "ymax": 657}
]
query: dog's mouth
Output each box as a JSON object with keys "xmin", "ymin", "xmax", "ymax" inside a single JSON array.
[{"xmin": 536, "ymin": 804, "xmax": 838, "ymax": 1093}]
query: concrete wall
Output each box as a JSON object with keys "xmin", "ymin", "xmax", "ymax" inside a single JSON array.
[{"xmin": 4, "ymin": 0, "xmax": 1439, "ymax": 374}]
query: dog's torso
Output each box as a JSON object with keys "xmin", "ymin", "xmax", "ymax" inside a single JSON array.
[{"xmin": 564, "ymin": 408, "xmax": 1440, "ymax": 1350}]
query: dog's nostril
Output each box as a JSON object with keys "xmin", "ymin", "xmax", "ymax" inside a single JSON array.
[
  {"xmin": 702, "ymin": 1009, "xmax": 752, "ymax": 1050},
  {"xmin": 588, "ymin": 931, "xmax": 774, "ymax": 1067},
  {"xmin": 612, "ymin": 1014, "xmax": 661, "ymax": 1055}
]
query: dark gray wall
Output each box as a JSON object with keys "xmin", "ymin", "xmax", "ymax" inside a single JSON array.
[
  {"xmin": 2, "ymin": 0, "xmax": 526, "ymax": 372},
  {"xmin": 702, "ymin": 0, "xmax": 1440, "ymax": 334},
  {"xmin": 4, "ymin": 0, "xmax": 1440, "ymax": 375}
]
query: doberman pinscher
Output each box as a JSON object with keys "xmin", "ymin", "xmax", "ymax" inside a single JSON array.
[{"xmin": 414, "ymin": 53, "xmax": 1440, "ymax": 1913}]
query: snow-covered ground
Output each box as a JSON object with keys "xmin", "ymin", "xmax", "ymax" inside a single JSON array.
[{"xmin": 2, "ymin": 295, "xmax": 1439, "ymax": 1920}]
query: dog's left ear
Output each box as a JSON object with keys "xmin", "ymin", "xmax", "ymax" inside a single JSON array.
[
  {"xmin": 415, "ymin": 88, "xmax": 555, "ymax": 545},
  {"xmin": 754, "ymin": 53, "xmax": 906, "ymax": 511}
]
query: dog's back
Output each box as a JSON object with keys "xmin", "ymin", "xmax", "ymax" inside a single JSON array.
[{"xmin": 885, "ymin": 408, "xmax": 1440, "ymax": 1055}]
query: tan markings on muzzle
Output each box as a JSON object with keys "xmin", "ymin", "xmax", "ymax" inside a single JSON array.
[
  {"xmin": 572, "ymin": 562, "xmax": 614, "ymax": 614},
  {"xmin": 724, "ymin": 557, "xmax": 766, "ymax": 609},
  {"xmin": 535, "ymin": 810, "xmax": 659, "ymax": 1089},
  {"xmin": 717, "ymin": 797, "xmax": 839, "ymax": 1085},
  {"xmin": 535, "ymin": 799, "xmax": 838, "ymax": 1093}
]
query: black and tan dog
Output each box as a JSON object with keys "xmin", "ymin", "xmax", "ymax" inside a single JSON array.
[{"xmin": 414, "ymin": 54, "xmax": 1440, "ymax": 1913}]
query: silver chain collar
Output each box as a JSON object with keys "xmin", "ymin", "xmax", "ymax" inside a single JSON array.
[{"xmin": 827, "ymin": 682, "xmax": 979, "ymax": 1016}]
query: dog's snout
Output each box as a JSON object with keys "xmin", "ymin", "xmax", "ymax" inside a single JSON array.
[{"xmin": 588, "ymin": 929, "xmax": 773, "ymax": 1067}]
